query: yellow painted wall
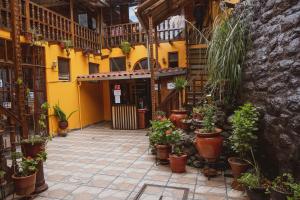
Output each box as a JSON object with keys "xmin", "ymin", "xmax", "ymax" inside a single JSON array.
[{"xmin": 1, "ymin": 27, "xmax": 187, "ymax": 135}]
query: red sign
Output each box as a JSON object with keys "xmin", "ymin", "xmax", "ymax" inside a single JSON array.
[{"xmin": 114, "ymin": 85, "xmax": 121, "ymax": 90}]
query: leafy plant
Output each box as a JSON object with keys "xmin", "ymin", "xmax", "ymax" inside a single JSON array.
[
  {"xmin": 53, "ymin": 104, "xmax": 77, "ymax": 122},
  {"xmin": 173, "ymin": 145, "xmax": 184, "ymax": 156},
  {"xmin": 149, "ymin": 119, "xmax": 175, "ymax": 146},
  {"xmin": 168, "ymin": 130, "xmax": 183, "ymax": 145},
  {"xmin": 272, "ymin": 173, "xmax": 294, "ymax": 194},
  {"xmin": 11, "ymin": 152, "xmax": 38, "ymax": 177},
  {"xmin": 229, "ymin": 103, "xmax": 259, "ymax": 159},
  {"xmin": 21, "ymin": 135, "xmax": 50, "ymax": 145},
  {"xmin": 287, "ymin": 183, "xmax": 300, "ymax": 200},
  {"xmin": 27, "ymin": 28, "xmax": 46, "ymax": 46},
  {"xmin": 207, "ymin": 12, "xmax": 248, "ymax": 103},
  {"xmin": 60, "ymin": 40, "xmax": 74, "ymax": 56},
  {"xmin": 120, "ymin": 41, "xmax": 131, "ymax": 55},
  {"xmin": 0, "ymin": 170, "xmax": 5, "ymax": 179},
  {"xmin": 155, "ymin": 110, "xmax": 166, "ymax": 117},
  {"xmin": 201, "ymin": 104, "xmax": 216, "ymax": 133},
  {"xmin": 150, "ymin": 119, "xmax": 175, "ymax": 134},
  {"xmin": 173, "ymin": 77, "xmax": 188, "ymax": 109}
]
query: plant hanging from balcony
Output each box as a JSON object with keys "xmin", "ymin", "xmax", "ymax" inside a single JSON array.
[
  {"xmin": 207, "ymin": 11, "xmax": 249, "ymax": 103},
  {"xmin": 120, "ymin": 41, "xmax": 131, "ymax": 56},
  {"xmin": 26, "ymin": 28, "xmax": 46, "ymax": 46},
  {"xmin": 59, "ymin": 40, "xmax": 74, "ymax": 56}
]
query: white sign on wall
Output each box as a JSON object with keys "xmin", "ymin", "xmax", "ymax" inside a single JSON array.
[{"xmin": 167, "ymin": 82, "xmax": 175, "ymax": 90}]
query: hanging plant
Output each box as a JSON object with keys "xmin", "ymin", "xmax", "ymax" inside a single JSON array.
[
  {"xmin": 60, "ymin": 40, "xmax": 74, "ymax": 56},
  {"xmin": 27, "ymin": 28, "xmax": 46, "ymax": 46},
  {"xmin": 120, "ymin": 41, "xmax": 131, "ymax": 56},
  {"xmin": 207, "ymin": 12, "xmax": 249, "ymax": 103}
]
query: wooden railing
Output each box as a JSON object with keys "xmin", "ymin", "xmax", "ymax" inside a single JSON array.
[
  {"xmin": 103, "ymin": 22, "xmax": 146, "ymax": 48},
  {"xmin": 103, "ymin": 18, "xmax": 185, "ymax": 48},
  {"xmin": 157, "ymin": 90, "xmax": 179, "ymax": 117},
  {"xmin": 74, "ymin": 23, "xmax": 101, "ymax": 51}
]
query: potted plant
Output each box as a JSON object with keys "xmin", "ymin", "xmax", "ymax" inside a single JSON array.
[
  {"xmin": 11, "ymin": 152, "xmax": 39, "ymax": 196},
  {"xmin": 59, "ymin": 40, "xmax": 73, "ymax": 56},
  {"xmin": 270, "ymin": 174, "xmax": 294, "ymax": 200},
  {"xmin": 154, "ymin": 110, "xmax": 166, "ymax": 121},
  {"xmin": 0, "ymin": 170, "xmax": 5, "ymax": 185},
  {"xmin": 169, "ymin": 77, "xmax": 188, "ymax": 128},
  {"xmin": 228, "ymin": 103, "xmax": 260, "ymax": 190},
  {"xmin": 120, "ymin": 41, "xmax": 131, "ymax": 56},
  {"xmin": 149, "ymin": 119, "xmax": 175, "ymax": 162},
  {"xmin": 53, "ymin": 104, "xmax": 77, "ymax": 136},
  {"xmin": 238, "ymin": 151, "xmax": 270, "ymax": 200},
  {"xmin": 192, "ymin": 106, "xmax": 205, "ymax": 121},
  {"xmin": 195, "ymin": 104, "xmax": 223, "ymax": 162},
  {"xmin": 169, "ymin": 130, "xmax": 187, "ymax": 173}
]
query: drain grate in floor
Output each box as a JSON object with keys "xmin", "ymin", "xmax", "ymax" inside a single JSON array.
[{"xmin": 134, "ymin": 184, "xmax": 189, "ymax": 200}]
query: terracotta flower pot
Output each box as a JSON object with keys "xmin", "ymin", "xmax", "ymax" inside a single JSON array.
[
  {"xmin": 59, "ymin": 121, "xmax": 68, "ymax": 130},
  {"xmin": 22, "ymin": 142, "xmax": 45, "ymax": 158},
  {"xmin": 195, "ymin": 128, "xmax": 223, "ymax": 162},
  {"xmin": 12, "ymin": 173, "xmax": 37, "ymax": 196},
  {"xmin": 169, "ymin": 154, "xmax": 187, "ymax": 173},
  {"xmin": 169, "ymin": 110, "xmax": 188, "ymax": 128},
  {"xmin": 246, "ymin": 187, "xmax": 270, "ymax": 200},
  {"xmin": 156, "ymin": 145, "xmax": 171, "ymax": 161},
  {"xmin": 270, "ymin": 188, "xmax": 292, "ymax": 200},
  {"xmin": 228, "ymin": 157, "xmax": 249, "ymax": 190}
]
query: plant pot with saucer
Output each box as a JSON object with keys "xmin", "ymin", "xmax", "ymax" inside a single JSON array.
[{"xmin": 53, "ymin": 104, "xmax": 77, "ymax": 137}]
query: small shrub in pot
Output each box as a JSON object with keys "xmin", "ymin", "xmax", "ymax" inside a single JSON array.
[{"xmin": 270, "ymin": 174, "xmax": 295, "ymax": 200}]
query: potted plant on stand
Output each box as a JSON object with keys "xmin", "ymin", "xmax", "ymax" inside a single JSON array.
[
  {"xmin": 149, "ymin": 119, "xmax": 175, "ymax": 163},
  {"xmin": 120, "ymin": 41, "xmax": 131, "ymax": 56},
  {"xmin": 228, "ymin": 103, "xmax": 260, "ymax": 190},
  {"xmin": 21, "ymin": 102, "xmax": 50, "ymax": 193},
  {"xmin": 11, "ymin": 152, "xmax": 39, "ymax": 196},
  {"xmin": 168, "ymin": 130, "xmax": 187, "ymax": 173},
  {"xmin": 270, "ymin": 174, "xmax": 294, "ymax": 200},
  {"xmin": 195, "ymin": 104, "xmax": 223, "ymax": 162},
  {"xmin": 169, "ymin": 77, "xmax": 188, "ymax": 128},
  {"xmin": 53, "ymin": 104, "xmax": 77, "ymax": 137},
  {"xmin": 238, "ymin": 150, "xmax": 270, "ymax": 200}
]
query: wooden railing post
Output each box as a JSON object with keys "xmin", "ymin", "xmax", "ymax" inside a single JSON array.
[
  {"xmin": 70, "ymin": 0, "xmax": 75, "ymax": 44},
  {"xmin": 25, "ymin": 0, "xmax": 30, "ymax": 33}
]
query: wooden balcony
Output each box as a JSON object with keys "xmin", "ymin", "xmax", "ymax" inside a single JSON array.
[{"xmin": 0, "ymin": 0, "xmax": 185, "ymax": 51}]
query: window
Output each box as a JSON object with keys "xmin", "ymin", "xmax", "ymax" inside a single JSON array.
[
  {"xmin": 58, "ymin": 57, "xmax": 70, "ymax": 81},
  {"xmin": 168, "ymin": 52, "xmax": 179, "ymax": 68},
  {"xmin": 133, "ymin": 58, "xmax": 148, "ymax": 70},
  {"xmin": 110, "ymin": 57, "xmax": 126, "ymax": 72},
  {"xmin": 89, "ymin": 62, "xmax": 99, "ymax": 74}
]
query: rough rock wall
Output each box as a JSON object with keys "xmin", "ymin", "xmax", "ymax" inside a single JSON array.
[{"xmin": 240, "ymin": 0, "xmax": 300, "ymax": 179}]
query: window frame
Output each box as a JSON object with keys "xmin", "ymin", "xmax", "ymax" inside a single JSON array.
[
  {"xmin": 58, "ymin": 57, "xmax": 71, "ymax": 81},
  {"xmin": 168, "ymin": 51, "xmax": 179, "ymax": 68},
  {"xmin": 88, "ymin": 62, "xmax": 99, "ymax": 74},
  {"xmin": 110, "ymin": 57, "xmax": 126, "ymax": 72}
]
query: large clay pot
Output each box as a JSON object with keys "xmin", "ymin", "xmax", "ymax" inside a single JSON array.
[
  {"xmin": 195, "ymin": 128, "xmax": 223, "ymax": 162},
  {"xmin": 228, "ymin": 157, "xmax": 249, "ymax": 190},
  {"xmin": 169, "ymin": 154, "xmax": 187, "ymax": 173},
  {"xmin": 35, "ymin": 161, "xmax": 48, "ymax": 193},
  {"xmin": 137, "ymin": 109, "xmax": 148, "ymax": 129},
  {"xmin": 12, "ymin": 173, "xmax": 37, "ymax": 196},
  {"xmin": 59, "ymin": 121, "xmax": 68, "ymax": 130},
  {"xmin": 22, "ymin": 142, "xmax": 45, "ymax": 158},
  {"xmin": 169, "ymin": 110, "xmax": 188, "ymax": 128},
  {"xmin": 156, "ymin": 145, "xmax": 171, "ymax": 161},
  {"xmin": 246, "ymin": 188, "xmax": 270, "ymax": 200},
  {"xmin": 270, "ymin": 188, "xmax": 292, "ymax": 200}
]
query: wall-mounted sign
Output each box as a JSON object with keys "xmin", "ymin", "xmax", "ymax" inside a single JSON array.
[
  {"xmin": 155, "ymin": 84, "xmax": 158, "ymax": 91},
  {"xmin": 3, "ymin": 102, "xmax": 11, "ymax": 109},
  {"xmin": 0, "ymin": 79, "xmax": 3, "ymax": 88},
  {"xmin": 167, "ymin": 82, "xmax": 175, "ymax": 90},
  {"xmin": 114, "ymin": 84, "xmax": 121, "ymax": 104}
]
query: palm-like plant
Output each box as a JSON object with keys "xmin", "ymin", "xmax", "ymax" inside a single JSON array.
[
  {"xmin": 173, "ymin": 77, "xmax": 188, "ymax": 109},
  {"xmin": 53, "ymin": 104, "xmax": 77, "ymax": 122},
  {"xmin": 207, "ymin": 12, "xmax": 248, "ymax": 103}
]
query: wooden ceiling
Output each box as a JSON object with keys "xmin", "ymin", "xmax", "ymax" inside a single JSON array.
[
  {"xmin": 33, "ymin": 0, "xmax": 109, "ymax": 9},
  {"xmin": 136, "ymin": 0, "xmax": 189, "ymax": 30}
]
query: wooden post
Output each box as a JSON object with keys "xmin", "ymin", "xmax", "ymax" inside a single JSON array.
[
  {"xmin": 70, "ymin": 0, "xmax": 75, "ymax": 42},
  {"xmin": 154, "ymin": 27, "xmax": 159, "ymax": 69},
  {"xmin": 25, "ymin": 0, "xmax": 30, "ymax": 33},
  {"xmin": 149, "ymin": 16, "xmax": 156, "ymax": 119},
  {"xmin": 10, "ymin": 0, "xmax": 29, "ymax": 139}
]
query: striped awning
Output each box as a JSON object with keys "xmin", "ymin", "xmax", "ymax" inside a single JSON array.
[{"xmin": 77, "ymin": 68, "xmax": 186, "ymax": 81}]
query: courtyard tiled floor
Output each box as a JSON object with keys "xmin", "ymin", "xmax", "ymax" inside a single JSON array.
[{"xmin": 35, "ymin": 124, "xmax": 246, "ymax": 200}]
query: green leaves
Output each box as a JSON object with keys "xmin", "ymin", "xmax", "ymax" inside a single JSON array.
[
  {"xmin": 202, "ymin": 104, "xmax": 216, "ymax": 133},
  {"xmin": 173, "ymin": 77, "xmax": 188, "ymax": 91},
  {"xmin": 11, "ymin": 152, "xmax": 39, "ymax": 177},
  {"xmin": 53, "ymin": 104, "xmax": 77, "ymax": 122},
  {"xmin": 238, "ymin": 172, "xmax": 260, "ymax": 189},
  {"xmin": 120, "ymin": 41, "xmax": 131, "ymax": 55},
  {"xmin": 207, "ymin": 13, "xmax": 249, "ymax": 103},
  {"xmin": 229, "ymin": 103, "xmax": 259, "ymax": 159}
]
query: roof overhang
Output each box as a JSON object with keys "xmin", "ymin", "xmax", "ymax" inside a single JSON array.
[
  {"xmin": 77, "ymin": 68, "xmax": 187, "ymax": 82},
  {"xmin": 136, "ymin": 0, "xmax": 189, "ymax": 30}
]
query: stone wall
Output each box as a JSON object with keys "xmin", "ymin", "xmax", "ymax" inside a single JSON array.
[{"xmin": 239, "ymin": 0, "xmax": 300, "ymax": 179}]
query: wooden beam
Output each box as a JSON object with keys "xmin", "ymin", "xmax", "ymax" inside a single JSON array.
[
  {"xmin": 70, "ymin": 0, "xmax": 75, "ymax": 44},
  {"xmin": 148, "ymin": 16, "xmax": 156, "ymax": 119}
]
